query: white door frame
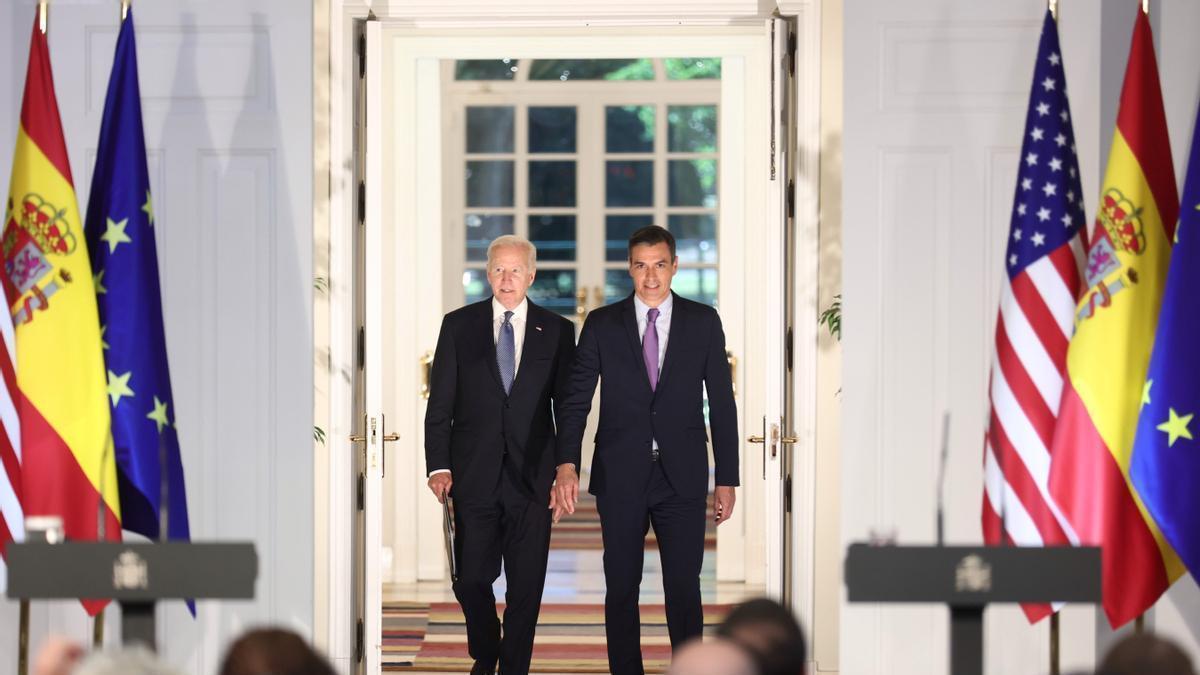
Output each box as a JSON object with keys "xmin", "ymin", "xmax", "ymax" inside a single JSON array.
[
  {"xmin": 320, "ymin": 2, "xmax": 823, "ymax": 669},
  {"xmin": 386, "ymin": 27, "xmax": 767, "ymax": 586}
]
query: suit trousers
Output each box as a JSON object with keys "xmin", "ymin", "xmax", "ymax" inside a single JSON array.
[
  {"xmin": 596, "ymin": 459, "xmax": 707, "ymax": 675},
  {"xmin": 452, "ymin": 461, "xmax": 553, "ymax": 675}
]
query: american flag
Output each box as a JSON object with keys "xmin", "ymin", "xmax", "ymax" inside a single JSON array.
[
  {"xmin": 0, "ymin": 283, "xmax": 21, "ymax": 591},
  {"xmin": 982, "ymin": 9, "xmax": 1086, "ymax": 622}
]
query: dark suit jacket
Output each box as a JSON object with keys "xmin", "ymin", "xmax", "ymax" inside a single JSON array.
[
  {"xmin": 556, "ymin": 292, "xmax": 738, "ymax": 498},
  {"xmin": 425, "ymin": 298, "xmax": 576, "ymax": 498}
]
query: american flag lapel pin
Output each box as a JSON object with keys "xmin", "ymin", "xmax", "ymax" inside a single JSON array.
[{"xmin": 535, "ymin": 325, "xmax": 543, "ymax": 332}]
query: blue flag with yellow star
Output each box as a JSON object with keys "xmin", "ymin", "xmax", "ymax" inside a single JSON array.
[
  {"xmin": 84, "ymin": 10, "xmax": 191, "ymax": 553},
  {"xmin": 1130, "ymin": 103, "xmax": 1200, "ymax": 579}
]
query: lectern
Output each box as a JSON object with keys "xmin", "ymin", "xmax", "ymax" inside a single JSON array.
[
  {"xmin": 6, "ymin": 542, "xmax": 257, "ymax": 649},
  {"xmin": 844, "ymin": 544, "xmax": 1101, "ymax": 675}
]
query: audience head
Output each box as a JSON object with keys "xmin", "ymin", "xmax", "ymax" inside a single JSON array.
[
  {"xmin": 667, "ymin": 638, "xmax": 758, "ymax": 675},
  {"xmin": 219, "ymin": 628, "xmax": 336, "ymax": 675},
  {"xmin": 1097, "ymin": 633, "xmax": 1196, "ymax": 675},
  {"xmin": 716, "ymin": 597, "xmax": 807, "ymax": 675}
]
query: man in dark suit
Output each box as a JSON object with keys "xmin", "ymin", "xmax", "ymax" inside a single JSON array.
[
  {"xmin": 425, "ymin": 235, "xmax": 576, "ymax": 675},
  {"xmin": 553, "ymin": 225, "xmax": 739, "ymax": 675}
]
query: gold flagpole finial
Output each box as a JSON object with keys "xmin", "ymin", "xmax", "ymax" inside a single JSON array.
[
  {"xmin": 1049, "ymin": 0, "xmax": 1058, "ymax": 21},
  {"xmin": 38, "ymin": 1, "xmax": 48, "ymax": 34},
  {"xmin": 1143, "ymin": 0, "xmax": 1149, "ymax": 15},
  {"xmin": 121, "ymin": 0, "xmax": 130, "ymax": 21}
]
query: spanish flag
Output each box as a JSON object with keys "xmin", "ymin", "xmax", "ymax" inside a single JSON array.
[
  {"xmin": 1047, "ymin": 6, "xmax": 1183, "ymax": 628},
  {"xmin": 3, "ymin": 8, "xmax": 119, "ymax": 613}
]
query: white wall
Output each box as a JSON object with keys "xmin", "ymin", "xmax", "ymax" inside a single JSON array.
[
  {"xmin": 0, "ymin": 1, "xmax": 313, "ymax": 673},
  {"xmin": 842, "ymin": 1, "xmax": 1200, "ymax": 674}
]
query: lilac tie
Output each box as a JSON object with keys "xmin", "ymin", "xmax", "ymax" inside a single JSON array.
[{"xmin": 643, "ymin": 307, "xmax": 660, "ymax": 391}]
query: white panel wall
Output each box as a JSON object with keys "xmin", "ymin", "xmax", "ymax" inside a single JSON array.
[
  {"xmin": 0, "ymin": 1, "xmax": 312, "ymax": 674},
  {"xmin": 843, "ymin": 1, "xmax": 1200, "ymax": 674}
]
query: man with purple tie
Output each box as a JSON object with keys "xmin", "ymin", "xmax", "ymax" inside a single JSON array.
[{"xmin": 552, "ymin": 225, "xmax": 739, "ymax": 675}]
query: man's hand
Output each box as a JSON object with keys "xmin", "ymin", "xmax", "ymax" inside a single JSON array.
[
  {"xmin": 551, "ymin": 464, "xmax": 579, "ymax": 519},
  {"xmin": 549, "ymin": 490, "xmax": 568, "ymax": 524},
  {"xmin": 713, "ymin": 486, "xmax": 736, "ymax": 525},
  {"xmin": 428, "ymin": 472, "xmax": 453, "ymax": 504}
]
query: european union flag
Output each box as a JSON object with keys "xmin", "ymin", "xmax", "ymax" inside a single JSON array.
[
  {"xmin": 1130, "ymin": 104, "xmax": 1200, "ymax": 577},
  {"xmin": 84, "ymin": 10, "xmax": 191, "ymax": 552}
]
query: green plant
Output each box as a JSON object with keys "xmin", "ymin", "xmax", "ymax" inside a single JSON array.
[
  {"xmin": 819, "ymin": 294, "xmax": 841, "ymax": 342},
  {"xmin": 313, "ymin": 426, "xmax": 326, "ymax": 445}
]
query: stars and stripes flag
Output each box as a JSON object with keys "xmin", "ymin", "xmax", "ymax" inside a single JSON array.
[
  {"xmin": 981, "ymin": 8, "xmax": 1086, "ymax": 623},
  {"xmin": 3, "ymin": 7, "xmax": 119, "ymax": 612},
  {"xmin": 84, "ymin": 9, "xmax": 191, "ymax": 553},
  {"xmin": 1048, "ymin": 5, "xmax": 1183, "ymax": 628},
  {"xmin": 0, "ymin": 237, "xmax": 20, "ymax": 594}
]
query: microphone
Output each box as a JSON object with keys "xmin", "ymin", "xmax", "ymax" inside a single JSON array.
[
  {"xmin": 158, "ymin": 430, "xmax": 168, "ymax": 541},
  {"xmin": 935, "ymin": 412, "xmax": 950, "ymax": 547}
]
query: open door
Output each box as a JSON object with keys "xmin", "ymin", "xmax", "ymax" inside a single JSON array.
[{"xmin": 351, "ymin": 17, "xmax": 390, "ymax": 675}]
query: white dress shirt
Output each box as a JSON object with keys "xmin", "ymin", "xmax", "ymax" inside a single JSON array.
[
  {"xmin": 634, "ymin": 293, "xmax": 672, "ymax": 450},
  {"xmin": 429, "ymin": 297, "xmax": 529, "ymax": 478}
]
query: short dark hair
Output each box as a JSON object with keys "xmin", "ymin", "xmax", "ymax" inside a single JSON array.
[
  {"xmin": 628, "ymin": 225, "xmax": 676, "ymax": 260},
  {"xmin": 219, "ymin": 628, "xmax": 336, "ymax": 675},
  {"xmin": 717, "ymin": 598, "xmax": 807, "ymax": 675},
  {"xmin": 1098, "ymin": 634, "xmax": 1195, "ymax": 675}
]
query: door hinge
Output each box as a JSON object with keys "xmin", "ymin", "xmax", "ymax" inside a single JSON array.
[
  {"xmin": 357, "ymin": 181, "xmax": 366, "ymax": 225},
  {"xmin": 357, "ymin": 472, "xmax": 365, "ymax": 511},
  {"xmin": 786, "ymin": 179, "xmax": 795, "ymax": 219},
  {"xmin": 357, "ymin": 32, "xmax": 366, "ymax": 79},
  {"xmin": 355, "ymin": 618, "xmax": 364, "ymax": 663},
  {"xmin": 357, "ymin": 326, "xmax": 365, "ymax": 370}
]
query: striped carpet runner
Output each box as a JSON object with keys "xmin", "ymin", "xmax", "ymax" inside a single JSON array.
[{"xmin": 383, "ymin": 602, "xmax": 732, "ymax": 672}]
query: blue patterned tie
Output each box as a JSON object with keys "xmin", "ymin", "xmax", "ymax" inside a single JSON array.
[{"xmin": 497, "ymin": 310, "xmax": 515, "ymax": 394}]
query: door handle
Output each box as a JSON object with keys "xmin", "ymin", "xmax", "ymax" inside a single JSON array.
[
  {"xmin": 419, "ymin": 351, "xmax": 434, "ymax": 400},
  {"xmin": 748, "ymin": 435, "xmax": 765, "ymax": 443},
  {"xmin": 727, "ymin": 350, "xmax": 738, "ymax": 398}
]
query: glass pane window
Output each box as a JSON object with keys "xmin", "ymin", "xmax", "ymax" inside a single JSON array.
[
  {"xmin": 529, "ymin": 270, "xmax": 577, "ymax": 316},
  {"xmin": 669, "ymin": 214, "xmax": 717, "ymax": 264},
  {"xmin": 668, "ymin": 159, "xmax": 718, "ymax": 208},
  {"xmin": 529, "ymin": 161, "xmax": 576, "ymax": 207},
  {"xmin": 529, "ymin": 107, "xmax": 577, "ymax": 153},
  {"xmin": 466, "ymin": 160, "xmax": 514, "ymax": 207},
  {"xmin": 465, "ymin": 214, "xmax": 514, "ymax": 262},
  {"xmin": 466, "ymin": 107, "xmax": 514, "ymax": 153},
  {"xmin": 606, "ymin": 214, "xmax": 654, "ymax": 262},
  {"xmin": 606, "ymin": 161, "xmax": 653, "ymax": 207},
  {"xmin": 463, "ymin": 269, "xmax": 490, "ymax": 304},
  {"xmin": 455, "ymin": 59, "xmax": 518, "ymax": 80},
  {"xmin": 528, "ymin": 59, "xmax": 654, "ymax": 81},
  {"xmin": 664, "ymin": 58, "xmax": 722, "ymax": 80},
  {"xmin": 668, "ymin": 105, "xmax": 718, "ymax": 153},
  {"xmin": 529, "ymin": 215, "xmax": 576, "ymax": 262},
  {"xmin": 606, "ymin": 105, "xmax": 655, "ymax": 153},
  {"xmin": 672, "ymin": 268, "xmax": 718, "ymax": 308},
  {"xmin": 604, "ymin": 269, "xmax": 635, "ymax": 304}
]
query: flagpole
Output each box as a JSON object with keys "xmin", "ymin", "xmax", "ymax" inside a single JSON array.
[
  {"xmin": 18, "ymin": 600, "xmax": 29, "ymax": 675},
  {"xmin": 121, "ymin": 0, "xmax": 129, "ymax": 21},
  {"xmin": 38, "ymin": 1, "xmax": 47, "ymax": 34},
  {"xmin": 1047, "ymin": 1, "xmax": 1061, "ymax": 671}
]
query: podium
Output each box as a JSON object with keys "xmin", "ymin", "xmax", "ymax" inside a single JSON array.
[
  {"xmin": 844, "ymin": 544, "xmax": 1101, "ymax": 675},
  {"xmin": 6, "ymin": 542, "xmax": 257, "ymax": 649}
]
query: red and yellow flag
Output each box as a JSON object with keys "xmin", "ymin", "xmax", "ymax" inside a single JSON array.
[
  {"xmin": 1048, "ymin": 7, "xmax": 1183, "ymax": 628},
  {"xmin": 4, "ymin": 8, "xmax": 119, "ymax": 613}
]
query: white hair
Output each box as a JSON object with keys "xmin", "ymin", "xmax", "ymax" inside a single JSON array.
[{"xmin": 487, "ymin": 235, "xmax": 537, "ymax": 270}]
